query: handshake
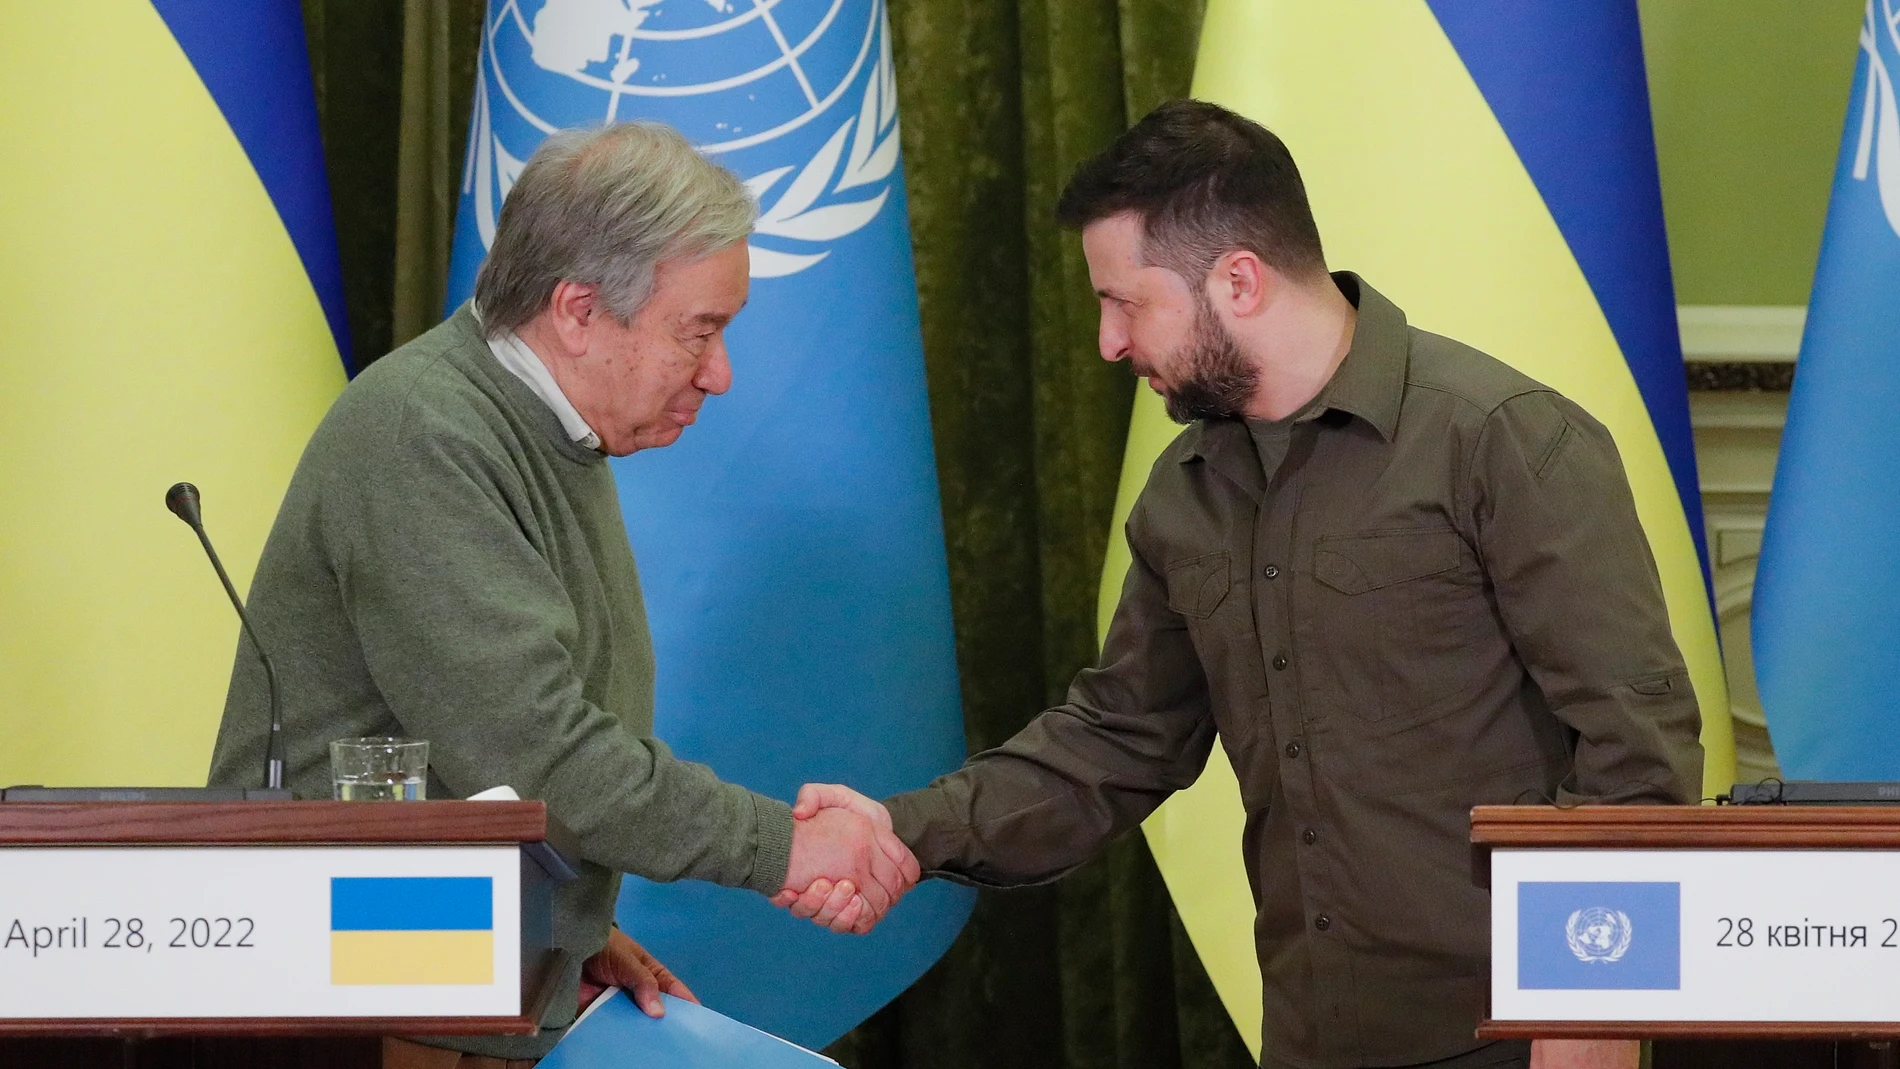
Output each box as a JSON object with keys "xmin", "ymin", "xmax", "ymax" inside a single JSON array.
[{"xmin": 769, "ymin": 783, "xmax": 920, "ymax": 935}]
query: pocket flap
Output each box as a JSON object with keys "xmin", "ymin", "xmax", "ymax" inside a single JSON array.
[
  {"xmin": 1165, "ymin": 552, "xmax": 1231, "ymax": 619},
  {"xmin": 1629, "ymin": 673, "xmax": 1678, "ymax": 696},
  {"xmin": 1313, "ymin": 529, "xmax": 1464, "ymax": 595}
]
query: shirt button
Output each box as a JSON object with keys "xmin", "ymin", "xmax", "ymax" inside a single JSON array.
[
  {"xmin": 1262, "ymin": 565, "xmax": 1280, "ymax": 579},
  {"xmin": 1284, "ymin": 741, "xmax": 1302, "ymax": 759},
  {"xmin": 1272, "ymin": 654, "xmax": 1289, "ymax": 671},
  {"xmin": 1302, "ymin": 828, "xmax": 1317, "ymax": 845},
  {"xmin": 1314, "ymin": 914, "xmax": 1332, "ymax": 932}
]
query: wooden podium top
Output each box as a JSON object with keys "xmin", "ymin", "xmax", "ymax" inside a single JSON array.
[
  {"xmin": 0, "ymin": 800, "xmax": 568, "ymax": 847},
  {"xmin": 1472, "ymin": 803, "xmax": 1900, "ymax": 849}
]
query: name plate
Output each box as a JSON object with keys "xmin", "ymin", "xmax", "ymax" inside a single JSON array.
[
  {"xmin": 1491, "ymin": 848, "xmax": 1900, "ymax": 1024},
  {"xmin": 0, "ymin": 846, "xmax": 521, "ymax": 1019}
]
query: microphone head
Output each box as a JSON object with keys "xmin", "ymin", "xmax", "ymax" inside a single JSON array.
[{"xmin": 165, "ymin": 482, "xmax": 203, "ymax": 527}]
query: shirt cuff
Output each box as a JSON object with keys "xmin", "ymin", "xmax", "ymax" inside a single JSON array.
[
  {"xmin": 882, "ymin": 788, "xmax": 947, "ymax": 869},
  {"xmin": 743, "ymin": 793, "xmax": 794, "ymax": 895}
]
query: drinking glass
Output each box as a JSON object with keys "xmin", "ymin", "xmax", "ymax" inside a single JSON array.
[{"xmin": 330, "ymin": 737, "xmax": 428, "ymax": 801}]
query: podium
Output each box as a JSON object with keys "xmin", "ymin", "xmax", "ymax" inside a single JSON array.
[
  {"xmin": 1474, "ymin": 805, "xmax": 1900, "ymax": 1068},
  {"xmin": 0, "ymin": 800, "xmax": 577, "ymax": 1064}
]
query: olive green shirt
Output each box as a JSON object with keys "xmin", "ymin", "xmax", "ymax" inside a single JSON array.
[
  {"xmin": 208, "ymin": 306, "xmax": 795, "ymax": 1059},
  {"xmin": 885, "ymin": 274, "xmax": 1702, "ymax": 1068}
]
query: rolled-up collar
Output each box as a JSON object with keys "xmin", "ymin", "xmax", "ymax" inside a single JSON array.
[{"xmin": 472, "ymin": 303, "xmax": 604, "ymax": 453}]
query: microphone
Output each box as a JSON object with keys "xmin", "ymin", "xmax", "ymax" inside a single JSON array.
[{"xmin": 166, "ymin": 482, "xmax": 284, "ymax": 792}]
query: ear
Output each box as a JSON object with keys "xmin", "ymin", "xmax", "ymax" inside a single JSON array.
[
  {"xmin": 1207, "ymin": 250, "xmax": 1271, "ymax": 318},
  {"xmin": 543, "ymin": 280, "xmax": 600, "ymax": 357}
]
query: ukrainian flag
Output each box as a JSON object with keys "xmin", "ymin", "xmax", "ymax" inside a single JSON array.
[
  {"xmin": 0, "ymin": 3, "xmax": 348, "ymax": 788},
  {"xmin": 330, "ymin": 877, "xmax": 495, "ymax": 986},
  {"xmin": 1096, "ymin": 3, "xmax": 1732, "ymax": 1054}
]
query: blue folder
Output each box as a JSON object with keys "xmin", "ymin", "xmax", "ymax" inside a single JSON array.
[{"xmin": 539, "ymin": 991, "xmax": 837, "ymax": 1068}]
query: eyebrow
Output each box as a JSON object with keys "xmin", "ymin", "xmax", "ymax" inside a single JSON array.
[{"xmin": 689, "ymin": 297, "xmax": 747, "ymax": 329}]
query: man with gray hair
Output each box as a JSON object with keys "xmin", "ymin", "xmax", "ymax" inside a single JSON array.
[{"xmin": 208, "ymin": 121, "xmax": 916, "ymax": 1067}]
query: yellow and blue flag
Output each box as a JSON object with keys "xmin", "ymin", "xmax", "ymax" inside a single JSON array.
[
  {"xmin": 443, "ymin": 0, "xmax": 971, "ymax": 1048},
  {"xmin": 1754, "ymin": 0, "xmax": 1900, "ymax": 777},
  {"xmin": 0, "ymin": 3, "xmax": 349, "ymax": 788},
  {"xmin": 1098, "ymin": 2, "xmax": 1733, "ymax": 1053},
  {"xmin": 331, "ymin": 876, "xmax": 495, "ymax": 985}
]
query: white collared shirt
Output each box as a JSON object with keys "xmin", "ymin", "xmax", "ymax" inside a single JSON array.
[{"xmin": 476, "ymin": 310, "xmax": 603, "ymax": 453}]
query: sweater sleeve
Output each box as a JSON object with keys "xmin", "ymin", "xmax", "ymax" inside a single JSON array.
[{"xmin": 330, "ymin": 428, "xmax": 792, "ymax": 895}]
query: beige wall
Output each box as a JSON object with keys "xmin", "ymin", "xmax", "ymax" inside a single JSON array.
[{"xmin": 1642, "ymin": 0, "xmax": 1865, "ymax": 305}]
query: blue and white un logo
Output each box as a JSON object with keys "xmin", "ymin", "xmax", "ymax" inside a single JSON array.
[
  {"xmin": 464, "ymin": 0, "xmax": 900, "ymax": 277},
  {"xmin": 1565, "ymin": 907, "xmax": 1633, "ymax": 964},
  {"xmin": 1855, "ymin": 0, "xmax": 1900, "ymax": 237},
  {"xmin": 1520, "ymin": 882, "xmax": 1679, "ymax": 991}
]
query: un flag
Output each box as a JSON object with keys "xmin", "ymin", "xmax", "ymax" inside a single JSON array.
[
  {"xmin": 443, "ymin": 0, "xmax": 974, "ymax": 1049},
  {"xmin": 1755, "ymin": 0, "xmax": 1900, "ymax": 779},
  {"xmin": 1518, "ymin": 882, "xmax": 1681, "ymax": 991}
]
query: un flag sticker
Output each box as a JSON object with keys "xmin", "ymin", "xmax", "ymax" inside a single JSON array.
[{"xmin": 1519, "ymin": 882, "xmax": 1680, "ymax": 990}]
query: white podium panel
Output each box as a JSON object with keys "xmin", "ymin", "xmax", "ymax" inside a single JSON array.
[
  {"xmin": 0, "ymin": 845, "xmax": 521, "ymax": 1018},
  {"xmin": 1491, "ymin": 848, "xmax": 1900, "ymax": 1024}
]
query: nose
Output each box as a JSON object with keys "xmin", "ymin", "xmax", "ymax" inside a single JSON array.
[
  {"xmin": 1098, "ymin": 308, "xmax": 1130, "ymax": 364},
  {"xmin": 698, "ymin": 337, "xmax": 734, "ymax": 396}
]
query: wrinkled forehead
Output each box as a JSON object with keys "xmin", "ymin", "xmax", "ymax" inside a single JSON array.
[
  {"xmin": 1080, "ymin": 212, "xmax": 1147, "ymax": 261},
  {"xmin": 651, "ymin": 243, "xmax": 751, "ymax": 318},
  {"xmin": 1081, "ymin": 213, "xmax": 1162, "ymax": 288}
]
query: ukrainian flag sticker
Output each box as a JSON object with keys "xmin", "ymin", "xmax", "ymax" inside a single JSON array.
[{"xmin": 330, "ymin": 877, "xmax": 495, "ymax": 986}]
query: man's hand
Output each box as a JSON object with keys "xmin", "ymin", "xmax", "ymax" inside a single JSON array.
[
  {"xmin": 771, "ymin": 785, "xmax": 921, "ymax": 935},
  {"xmin": 788, "ymin": 782, "xmax": 900, "ymax": 829},
  {"xmin": 578, "ymin": 926, "xmax": 696, "ymax": 1019},
  {"xmin": 1529, "ymin": 1039, "xmax": 1640, "ymax": 1069}
]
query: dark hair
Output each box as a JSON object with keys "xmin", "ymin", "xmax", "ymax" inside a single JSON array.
[{"xmin": 1055, "ymin": 99, "xmax": 1326, "ymax": 281}]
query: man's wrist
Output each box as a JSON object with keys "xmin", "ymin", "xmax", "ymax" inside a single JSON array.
[{"xmin": 745, "ymin": 793, "xmax": 795, "ymax": 894}]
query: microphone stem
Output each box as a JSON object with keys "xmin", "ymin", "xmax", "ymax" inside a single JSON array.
[{"xmin": 192, "ymin": 525, "xmax": 285, "ymax": 791}]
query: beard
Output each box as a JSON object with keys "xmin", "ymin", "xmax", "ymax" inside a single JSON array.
[{"xmin": 1151, "ymin": 298, "xmax": 1258, "ymax": 424}]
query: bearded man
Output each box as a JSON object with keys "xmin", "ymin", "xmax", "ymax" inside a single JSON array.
[{"xmin": 785, "ymin": 100, "xmax": 1702, "ymax": 1069}]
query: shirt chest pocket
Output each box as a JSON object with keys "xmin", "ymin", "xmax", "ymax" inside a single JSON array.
[
  {"xmin": 1164, "ymin": 552, "xmax": 1231, "ymax": 619},
  {"xmin": 1164, "ymin": 550, "xmax": 1271, "ymax": 762},
  {"xmin": 1309, "ymin": 528, "xmax": 1494, "ymax": 729}
]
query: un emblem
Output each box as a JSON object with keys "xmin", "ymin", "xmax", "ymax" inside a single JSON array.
[
  {"xmin": 1565, "ymin": 907, "xmax": 1634, "ymax": 964},
  {"xmin": 1855, "ymin": 0, "xmax": 1900, "ymax": 238},
  {"xmin": 466, "ymin": 0, "xmax": 901, "ymax": 277}
]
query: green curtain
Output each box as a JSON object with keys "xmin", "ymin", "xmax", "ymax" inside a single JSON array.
[{"xmin": 300, "ymin": 1, "xmax": 1250, "ymax": 1065}]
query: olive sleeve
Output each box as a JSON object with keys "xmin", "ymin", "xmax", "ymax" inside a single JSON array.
[
  {"xmin": 885, "ymin": 510, "xmax": 1218, "ymax": 887},
  {"xmin": 1467, "ymin": 390, "xmax": 1704, "ymax": 804}
]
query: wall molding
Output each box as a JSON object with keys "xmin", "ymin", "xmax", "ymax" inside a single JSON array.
[
  {"xmin": 1689, "ymin": 390, "xmax": 1788, "ymax": 784},
  {"xmin": 1678, "ymin": 305, "xmax": 1806, "ymax": 363}
]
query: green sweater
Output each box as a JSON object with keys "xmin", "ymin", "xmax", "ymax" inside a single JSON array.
[{"xmin": 208, "ymin": 305, "xmax": 794, "ymax": 1058}]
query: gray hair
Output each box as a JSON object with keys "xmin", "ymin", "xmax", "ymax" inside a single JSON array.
[{"xmin": 474, "ymin": 121, "xmax": 755, "ymax": 336}]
